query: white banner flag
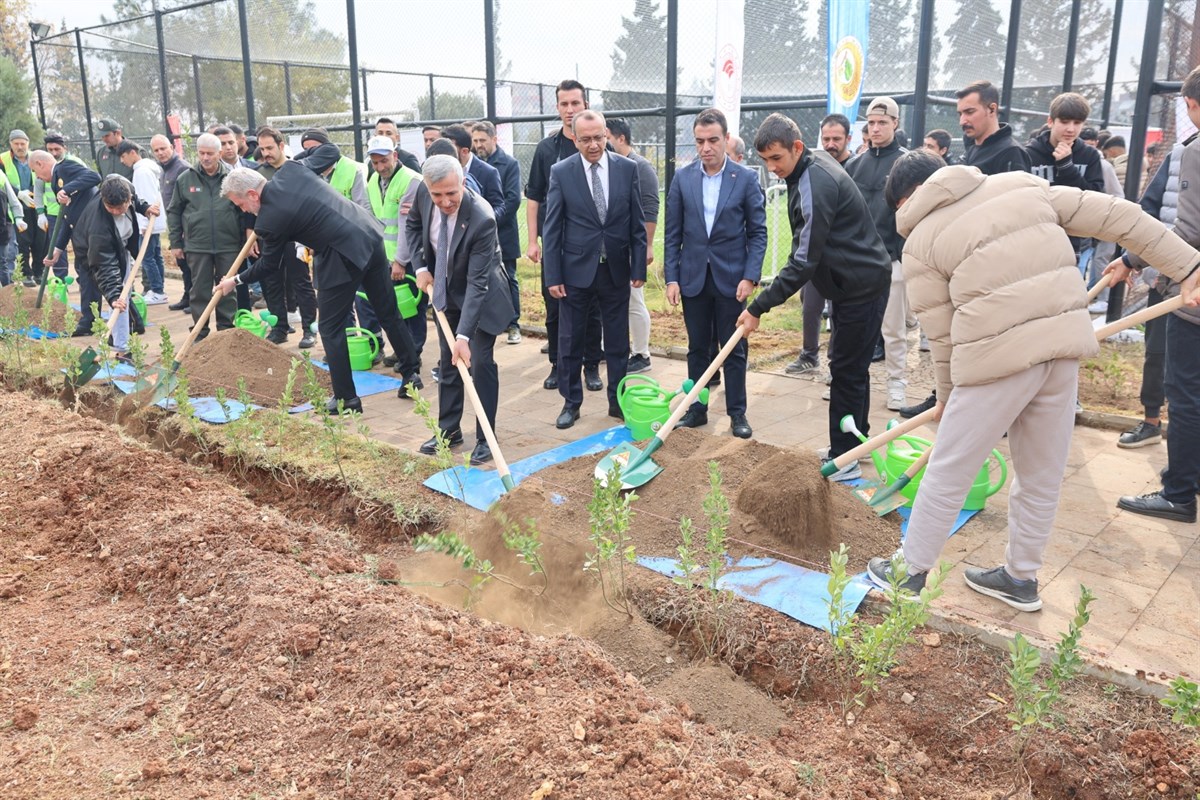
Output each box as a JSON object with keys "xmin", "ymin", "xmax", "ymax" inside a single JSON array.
[{"xmin": 713, "ymin": 0, "xmax": 745, "ymax": 137}]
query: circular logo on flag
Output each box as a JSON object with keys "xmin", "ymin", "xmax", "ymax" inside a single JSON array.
[
  {"xmin": 715, "ymin": 42, "xmax": 741, "ymax": 107},
  {"xmin": 831, "ymin": 36, "xmax": 865, "ymax": 104}
]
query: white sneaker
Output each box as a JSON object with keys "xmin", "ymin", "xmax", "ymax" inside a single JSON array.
[
  {"xmin": 822, "ymin": 458, "xmax": 862, "ymax": 482},
  {"xmin": 887, "ymin": 379, "xmax": 907, "ymax": 411},
  {"xmin": 822, "ymin": 387, "xmax": 831, "ymax": 401},
  {"xmin": 143, "ymin": 291, "xmax": 168, "ymax": 305},
  {"xmin": 1088, "ymin": 301, "xmax": 1108, "ymax": 315},
  {"xmin": 287, "ymin": 311, "xmax": 301, "ymax": 325}
]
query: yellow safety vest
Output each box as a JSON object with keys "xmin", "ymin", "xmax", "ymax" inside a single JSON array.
[
  {"xmin": 329, "ymin": 156, "xmax": 359, "ymax": 200},
  {"xmin": 0, "ymin": 151, "xmax": 26, "ymax": 194},
  {"xmin": 367, "ymin": 165, "xmax": 418, "ymax": 262}
]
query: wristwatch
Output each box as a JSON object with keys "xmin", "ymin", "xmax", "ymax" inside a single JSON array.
[{"xmin": 234, "ymin": 273, "xmax": 244, "ymax": 286}]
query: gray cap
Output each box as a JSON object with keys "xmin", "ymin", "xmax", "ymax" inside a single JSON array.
[{"xmin": 9, "ymin": 129, "xmax": 29, "ymax": 142}]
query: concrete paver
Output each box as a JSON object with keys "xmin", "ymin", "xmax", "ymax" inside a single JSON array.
[{"xmin": 80, "ymin": 276, "xmax": 1200, "ymax": 683}]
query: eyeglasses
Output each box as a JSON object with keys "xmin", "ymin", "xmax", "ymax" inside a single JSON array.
[{"xmin": 576, "ymin": 135, "xmax": 607, "ymax": 146}]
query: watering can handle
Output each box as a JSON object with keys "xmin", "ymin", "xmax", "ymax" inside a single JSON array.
[
  {"xmin": 346, "ymin": 326, "xmax": 380, "ymax": 357},
  {"xmin": 985, "ymin": 448, "xmax": 1008, "ymax": 497},
  {"xmin": 823, "ymin": 407, "xmax": 939, "ymax": 476}
]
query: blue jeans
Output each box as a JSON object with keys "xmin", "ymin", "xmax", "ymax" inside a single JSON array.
[
  {"xmin": 1162, "ymin": 313, "xmax": 1200, "ymax": 504},
  {"xmin": 45, "ymin": 215, "xmax": 69, "ymax": 278},
  {"xmin": 141, "ymin": 233, "xmax": 165, "ymax": 293}
]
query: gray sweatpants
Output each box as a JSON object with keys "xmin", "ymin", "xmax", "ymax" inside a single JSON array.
[{"xmin": 902, "ymin": 358, "xmax": 1079, "ymax": 581}]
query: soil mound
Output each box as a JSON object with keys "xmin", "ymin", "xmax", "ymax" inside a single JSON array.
[
  {"xmin": 736, "ymin": 450, "xmax": 833, "ymax": 551},
  {"xmin": 181, "ymin": 327, "xmax": 330, "ymax": 404},
  {"xmin": 0, "ymin": 283, "xmax": 71, "ymax": 332}
]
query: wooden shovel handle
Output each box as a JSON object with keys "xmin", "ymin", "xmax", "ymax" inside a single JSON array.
[
  {"xmin": 1093, "ymin": 293, "xmax": 1185, "ymax": 341},
  {"xmin": 1086, "ymin": 272, "xmax": 1111, "ymax": 302},
  {"xmin": 173, "ymin": 233, "xmax": 258, "ymax": 364},
  {"xmin": 104, "ymin": 219, "xmax": 158, "ymax": 337},
  {"xmin": 828, "ymin": 407, "xmax": 939, "ymax": 472}
]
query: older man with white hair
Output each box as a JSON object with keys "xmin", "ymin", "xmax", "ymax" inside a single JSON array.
[
  {"xmin": 166, "ymin": 132, "xmax": 244, "ymax": 336},
  {"xmin": 217, "ymin": 162, "xmax": 422, "ymax": 414}
]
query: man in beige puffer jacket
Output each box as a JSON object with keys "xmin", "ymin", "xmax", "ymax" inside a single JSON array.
[{"xmin": 865, "ymin": 150, "xmax": 1200, "ymax": 612}]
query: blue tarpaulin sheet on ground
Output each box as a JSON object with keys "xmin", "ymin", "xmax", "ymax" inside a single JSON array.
[
  {"xmin": 111, "ymin": 379, "xmax": 260, "ymax": 423},
  {"xmin": 0, "ymin": 325, "xmax": 62, "ymax": 339},
  {"xmin": 424, "ymin": 426, "xmax": 635, "ymax": 510},
  {"xmin": 638, "ymin": 505, "xmax": 980, "ymax": 631}
]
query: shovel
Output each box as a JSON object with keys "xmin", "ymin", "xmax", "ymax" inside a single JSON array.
[
  {"xmin": 868, "ymin": 445, "xmax": 934, "ymax": 515},
  {"xmin": 144, "ymin": 233, "xmax": 257, "ymax": 403},
  {"xmin": 595, "ymin": 324, "xmax": 745, "ymax": 490},
  {"xmin": 1086, "ymin": 273, "xmax": 1112, "ymax": 303},
  {"xmin": 426, "ymin": 288, "xmax": 515, "ymax": 493},
  {"xmin": 820, "ymin": 407, "xmax": 939, "ymax": 477},
  {"xmin": 35, "ymin": 213, "xmax": 67, "ymax": 310},
  {"xmin": 72, "ymin": 220, "xmax": 157, "ymax": 385}
]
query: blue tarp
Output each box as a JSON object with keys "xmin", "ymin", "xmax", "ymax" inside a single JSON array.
[{"xmin": 423, "ymin": 426, "xmax": 635, "ymax": 510}]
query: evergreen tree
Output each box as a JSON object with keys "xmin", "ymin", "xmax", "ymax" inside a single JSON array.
[
  {"xmin": 608, "ymin": 0, "xmax": 675, "ymax": 144},
  {"xmin": 0, "ymin": 59, "xmax": 44, "ymax": 147},
  {"xmin": 943, "ymin": 0, "xmax": 1005, "ymax": 91}
]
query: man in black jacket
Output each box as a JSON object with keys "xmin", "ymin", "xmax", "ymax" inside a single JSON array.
[
  {"xmin": 737, "ymin": 114, "xmax": 891, "ymax": 478},
  {"xmin": 71, "ymin": 175, "xmax": 159, "ymax": 354},
  {"xmin": 1027, "ymin": 92, "xmax": 1105, "ymax": 258},
  {"xmin": 957, "ymin": 80, "xmax": 1031, "ymax": 176},
  {"xmin": 472, "ymin": 121, "xmax": 523, "ymax": 344},
  {"xmin": 217, "ymin": 165, "xmax": 422, "ymax": 414},
  {"xmin": 34, "ymin": 150, "xmax": 103, "ymax": 335}
]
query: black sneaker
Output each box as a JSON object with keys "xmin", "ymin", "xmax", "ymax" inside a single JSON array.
[
  {"xmin": 866, "ymin": 553, "xmax": 927, "ymax": 594},
  {"xmin": 626, "ymin": 354, "xmax": 651, "ymax": 374},
  {"xmin": 298, "ymin": 334, "xmax": 315, "ymax": 349},
  {"xmin": 963, "ymin": 565, "xmax": 1042, "ymax": 612},
  {"xmin": 899, "ymin": 393, "xmax": 936, "ymax": 419},
  {"xmin": 784, "ymin": 354, "xmax": 818, "ymax": 375},
  {"xmin": 1117, "ymin": 421, "xmax": 1162, "ymax": 449},
  {"xmin": 675, "ymin": 407, "xmax": 708, "ymax": 429},
  {"xmin": 1116, "ymin": 491, "xmax": 1197, "ymax": 523},
  {"xmin": 168, "ymin": 299, "xmax": 189, "ymax": 311}
]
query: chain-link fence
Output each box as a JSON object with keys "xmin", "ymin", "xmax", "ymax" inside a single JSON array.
[{"xmin": 29, "ymin": 0, "xmax": 1194, "ymax": 213}]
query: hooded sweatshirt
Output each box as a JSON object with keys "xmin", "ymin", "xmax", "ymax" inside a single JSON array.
[
  {"xmin": 962, "ymin": 123, "xmax": 1031, "ymax": 176},
  {"xmin": 1025, "ymin": 129, "xmax": 1105, "ymax": 192},
  {"xmin": 896, "ymin": 166, "xmax": 1200, "ymax": 401}
]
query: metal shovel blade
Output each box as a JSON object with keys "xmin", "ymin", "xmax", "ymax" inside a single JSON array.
[
  {"xmin": 593, "ymin": 441, "xmax": 663, "ymax": 490},
  {"xmin": 144, "ymin": 362, "xmax": 181, "ymax": 404},
  {"xmin": 867, "ymin": 477, "xmax": 912, "ymax": 516},
  {"xmin": 71, "ymin": 347, "xmax": 103, "ymax": 386}
]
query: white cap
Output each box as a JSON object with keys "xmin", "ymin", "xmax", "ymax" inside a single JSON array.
[{"xmin": 366, "ymin": 135, "xmax": 395, "ymax": 156}]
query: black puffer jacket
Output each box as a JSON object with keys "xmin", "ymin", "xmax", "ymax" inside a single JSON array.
[
  {"xmin": 846, "ymin": 138, "xmax": 907, "ymax": 261},
  {"xmin": 748, "ymin": 148, "xmax": 890, "ymax": 313},
  {"xmin": 71, "ymin": 187, "xmax": 151, "ymax": 312}
]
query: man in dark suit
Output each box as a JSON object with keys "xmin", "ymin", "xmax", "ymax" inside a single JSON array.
[
  {"xmin": 217, "ymin": 165, "xmax": 422, "ymax": 414},
  {"xmin": 34, "ymin": 150, "xmax": 102, "ymax": 335},
  {"xmin": 440, "ymin": 124, "xmax": 506, "ymax": 222},
  {"xmin": 472, "ymin": 121, "xmax": 523, "ymax": 344},
  {"xmin": 665, "ymin": 108, "xmax": 767, "ymax": 439},
  {"xmin": 405, "ymin": 155, "xmax": 514, "ymax": 465},
  {"xmin": 543, "ymin": 110, "xmax": 647, "ymax": 429}
]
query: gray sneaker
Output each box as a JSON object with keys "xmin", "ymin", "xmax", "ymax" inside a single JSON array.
[
  {"xmin": 1117, "ymin": 420, "xmax": 1162, "ymax": 449},
  {"xmin": 964, "ymin": 565, "xmax": 1042, "ymax": 612},
  {"xmin": 866, "ymin": 552, "xmax": 927, "ymax": 594},
  {"xmin": 820, "ymin": 457, "xmax": 861, "ymax": 482},
  {"xmin": 506, "ymin": 325, "xmax": 522, "ymax": 345},
  {"xmin": 785, "ymin": 354, "xmax": 819, "ymax": 374}
]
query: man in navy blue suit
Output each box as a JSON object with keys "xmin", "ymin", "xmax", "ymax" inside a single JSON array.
[
  {"xmin": 440, "ymin": 124, "xmax": 506, "ymax": 222},
  {"xmin": 543, "ymin": 110, "xmax": 647, "ymax": 429},
  {"xmin": 665, "ymin": 108, "xmax": 767, "ymax": 439}
]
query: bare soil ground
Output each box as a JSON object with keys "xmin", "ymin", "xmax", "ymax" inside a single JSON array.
[
  {"xmin": 181, "ymin": 327, "xmax": 331, "ymax": 405},
  {"xmin": 0, "ymin": 284, "xmax": 72, "ymax": 333},
  {"xmin": 1, "ymin": 385, "xmax": 1196, "ymax": 799}
]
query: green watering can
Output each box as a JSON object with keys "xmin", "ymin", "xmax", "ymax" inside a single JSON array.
[
  {"xmin": 346, "ymin": 326, "xmax": 380, "ymax": 371},
  {"xmin": 617, "ymin": 375, "xmax": 708, "ymax": 440},
  {"xmin": 865, "ymin": 423, "xmax": 1007, "ymax": 511},
  {"xmin": 131, "ymin": 292, "xmax": 147, "ymax": 324},
  {"xmin": 45, "ymin": 275, "xmax": 74, "ymax": 305},
  {"xmin": 234, "ymin": 308, "xmax": 278, "ymax": 338},
  {"xmin": 355, "ymin": 275, "xmax": 421, "ymax": 320}
]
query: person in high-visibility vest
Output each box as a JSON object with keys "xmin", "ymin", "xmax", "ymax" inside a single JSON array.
[
  {"xmin": 1, "ymin": 130, "xmax": 44, "ymax": 285},
  {"xmin": 37, "ymin": 133, "xmax": 82, "ymax": 278},
  {"xmin": 0, "ymin": 169, "xmax": 25, "ymax": 286},
  {"xmin": 365, "ymin": 135, "xmax": 429, "ymax": 372}
]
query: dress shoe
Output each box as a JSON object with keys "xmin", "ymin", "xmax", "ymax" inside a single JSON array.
[
  {"xmin": 469, "ymin": 441, "xmax": 493, "ymax": 465},
  {"xmin": 676, "ymin": 407, "xmax": 708, "ymax": 429},
  {"xmin": 1116, "ymin": 491, "xmax": 1196, "ymax": 523},
  {"xmin": 899, "ymin": 393, "xmax": 936, "ymax": 419},
  {"xmin": 419, "ymin": 429, "xmax": 463, "ymax": 454},
  {"xmin": 396, "ymin": 374, "xmax": 424, "ymax": 398},
  {"xmin": 585, "ymin": 366, "xmax": 603, "ymax": 392},
  {"xmin": 556, "ymin": 404, "xmax": 581, "ymax": 429},
  {"xmin": 168, "ymin": 299, "xmax": 189, "ymax": 311},
  {"xmin": 543, "ymin": 365, "xmax": 558, "ymax": 390},
  {"xmin": 608, "ymin": 401, "xmax": 624, "ymax": 421},
  {"xmin": 285, "ymin": 326, "xmax": 296, "ymax": 334},
  {"xmin": 325, "ymin": 396, "xmax": 362, "ymax": 414},
  {"xmin": 266, "ymin": 327, "xmax": 288, "ymax": 344},
  {"xmin": 730, "ymin": 414, "xmax": 752, "ymax": 439},
  {"xmin": 540, "ymin": 342, "xmax": 549, "ymax": 354},
  {"xmin": 298, "ymin": 333, "xmax": 316, "ymax": 349},
  {"xmin": 383, "ymin": 353, "xmax": 398, "ymax": 367},
  {"xmin": 871, "ymin": 343, "xmax": 885, "ymax": 362},
  {"xmin": 70, "ymin": 326, "xmax": 91, "ymax": 338}
]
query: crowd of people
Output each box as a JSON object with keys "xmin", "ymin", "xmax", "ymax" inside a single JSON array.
[{"xmin": 1, "ymin": 67, "xmax": 1198, "ymax": 614}]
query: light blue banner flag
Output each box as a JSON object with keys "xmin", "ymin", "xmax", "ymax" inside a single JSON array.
[{"xmin": 827, "ymin": 0, "xmax": 869, "ymax": 120}]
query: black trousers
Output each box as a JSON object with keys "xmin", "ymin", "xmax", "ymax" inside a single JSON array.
[
  {"xmin": 1140, "ymin": 287, "xmax": 1167, "ymax": 418},
  {"xmin": 262, "ymin": 246, "xmax": 317, "ymax": 332},
  {"xmin": 177, "ymin": 252, "xmax": 193, "ymax": 298},
  {"xmin": 316, "ymin": 241, "xmax": 419, "ymax": 403},
  {"xmin": 348, "ymin": 282, "xmax": 428, "ymax": 367},
  {"xmin": 75, "ymin": 249, "xmax": 102, "ymax": 331},
  {"xmin": 435, "ymin": 306, "xmax": 499, "ymax": 443},
  {"xmin": 17, "ymin": 207, "xmax": 45, "ymax": 281},
  {"xmin": 683, "ymin": 269, "xmax": 748, "ymax": 416},
  {"xmin": 827, "ymin": 293, "xmax": 887, "ymax": 459},
  {"xmin": 1162, "ymin": 313, "xmax": 1200, "ymax": 504},
  {"xmin": 541, "ymin": 265, "xmax": 601, "ymax": 366},
  {"xmin": 558, "ymin": 262, "xmax": 629, "ymax": 408}
]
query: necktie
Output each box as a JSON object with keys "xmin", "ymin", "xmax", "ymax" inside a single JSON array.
[
  {"xmin": 590, "ymin": 161, "xmax": 606, "ymax": 224},
  {"xmin": 434, "ymin": 211, "xmax": 449, "ymax": 311}
]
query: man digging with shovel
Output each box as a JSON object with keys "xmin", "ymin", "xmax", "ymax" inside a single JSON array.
[{"xmin": 865, "ymin": 150, "xmax": 1200, "ymax": 612}]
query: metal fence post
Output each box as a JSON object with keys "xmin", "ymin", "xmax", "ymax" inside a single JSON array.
[
  {"xmin": 236, "ymin": 0, "xmax": 255, "ymax": 129},
  {"xmin": 538, "ymin": 82, "xmax": 546, "ymax": 140},
  {"xmin": 30, "ymin": 38, "xmax": 46, "ymax": 129},
  {"xmin": 1000, "ymin": 0, "xmax": 1022, "ymax": 122},
  {"xmin": 155, "ymin": 10, "xmax": 172, "ymax": 138},
  {"xmin": 283, "ymin": 61, "xmax": 293, "ymax": 117},
  {"xmin": 911, "ymin": 0, "xmax": 936, "ymax": 144},
  {"xmin": 1063, "ymin": 0, "xmax": 1082, "ymax": 90},
  {"xmin": 75, "ymin": 29, "xmax": 96, "ymax": 163},
  {"xmin": 664, "ymin": 0, "xmax": 678, "ymax": 195},
  {"xmin": 428, "ymin": 73, "xmax": 437, "ymax": 119},
  {"xmin": 361, "ymin": 68, "xmax": 369, "ymax": 115},
  {"xmin": 192, "ymin": 55, "xmax": 205, "ymax": 131},
  {"xmin": 346, "ymin": 0, "xmax": 364, "ymax": 161},
  {"xmin": 1125, "ymin": 0, "xmax": 1162, "ymax": 202},
  {"xmin": 1101, "ymin": 0, "xmax": 1124, "ymax": 127},
  {"xmin": 484, "ymin": 0, "xmax": 497, "ymax": 120}
]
